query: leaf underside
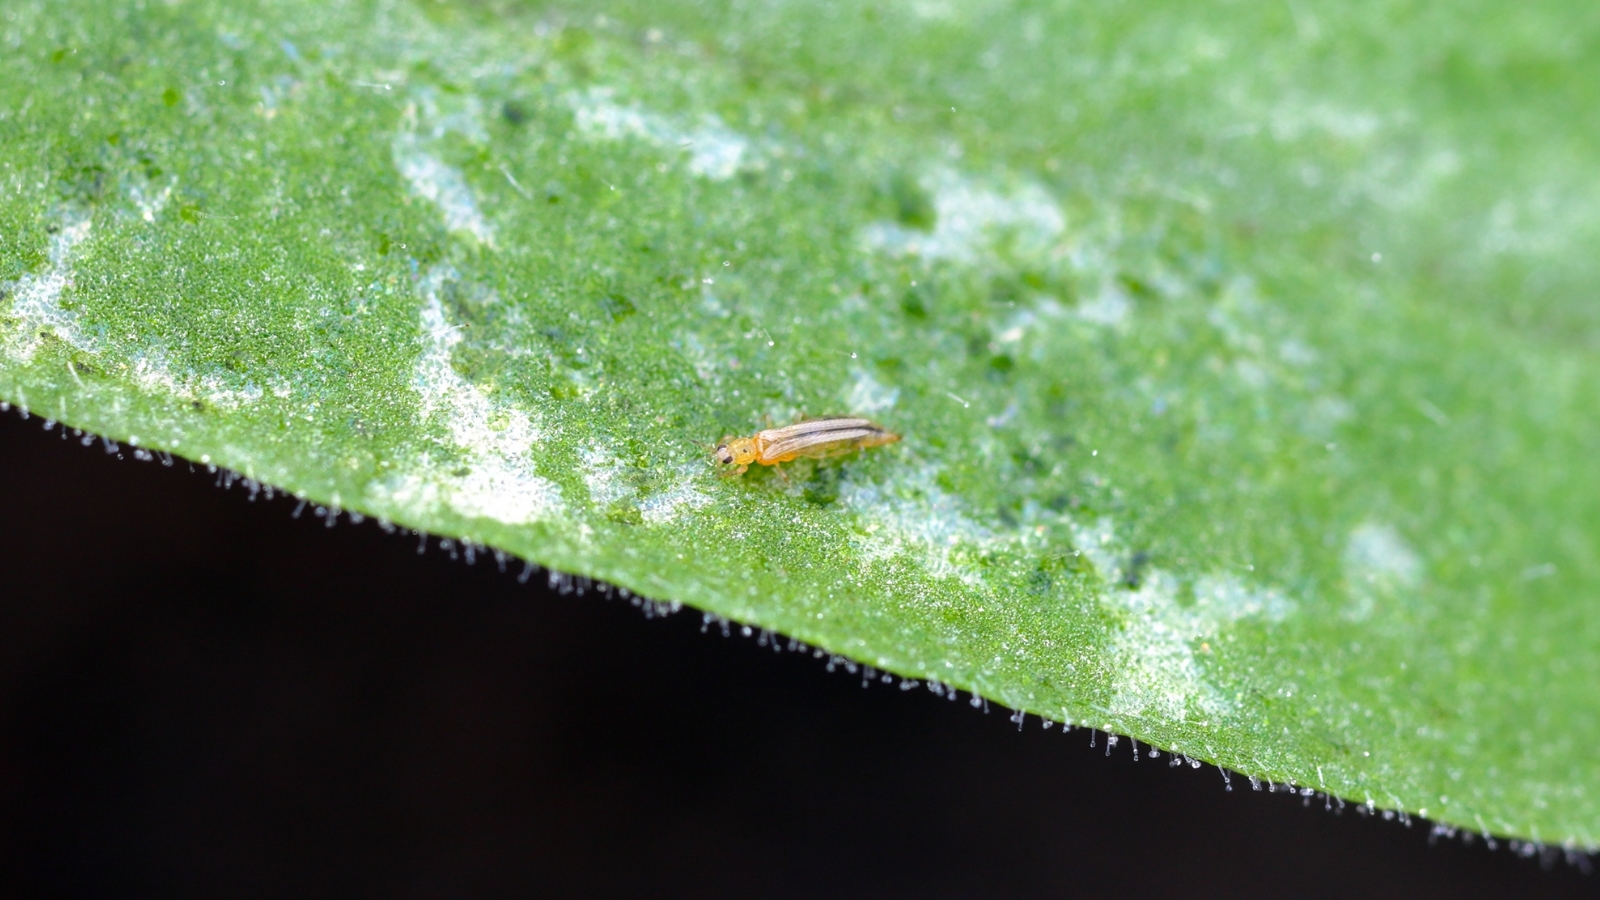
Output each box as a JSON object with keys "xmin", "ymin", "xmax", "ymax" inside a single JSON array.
[{"xmin": 3, "ymin": 0, "xmax": 1598, "ymax": 847}]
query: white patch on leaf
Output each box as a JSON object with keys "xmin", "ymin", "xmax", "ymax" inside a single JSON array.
[
  {"xmin": 581, "ymin": 445, "xmax": 634, "ymax": 508},
  {"xmin": 127, "ymin": 354, "xmax": 291, "ymax": 410},
  {"xmin": 392, "ymin": 134, "xmax": 496, "ymax": 245},
  {"xmin": 1267, "ymin": 101, "xmax": 1382, "ymax": 144},
  {"xmin": 843, "ymin": 368, "xmax": 900, "ymax": 414},
  {"xmin": 1301, "ymin": 394, "xmax": 1354, "ymax": 439},
  {"xmin": 671, "ymin": 330, "xmax": 722, "ymax": 384},
  {"xmin": 860, "ymin": 169, "xmax": 1064, "ymax": 263},
  {"xmin": 4, "ymin": 209, "xmax": 294, "ymax": 413},
  {"xmin": 128, "ymin": 178, "xmax": 176, "ymax": 224},
  {"xmin": 906, "ymin": 0, "xmax": 956, "ymax": 19},
  {"xmin": 4, "ymin": 209, "xmax": 94, "ymax": 362},
  {"xmin": 1077, "ymin": 518, "xmax": 1295, "ymax": 723},
  {"xmin": 567, "ymin": 87, "xmax": 750, "ymax": 180},
  {"xmin": 1074, "ymin": 278, "xmax": 1132, "ymax": 327},
  {"xmin": 639, "ymin": 465, "xmax": 714, "ymax": 524},
  {"xmin": 1106, "ymin": 569, "xmax": 1230, "ymax": 722},
  {"xmin": 839, "ymin": 468, "xmax": 993, "ymax": 585},
  {"xmin": 370, "ymin": 266, "xmax": 560, "ymax": 525},
  {"xmin": 1345, "ymin": 521, "xmax": 1421, "ymax": 587},
  {"xmin": 410, "ymin": 85, "xmax": 489, "ymax": 145},
  {"xmin": 1192, "ymin": 572, "xmax": 1294, "ymax": 623},
  {"xmin": 1343, "ymin": 521, "xmax": 1422, "ymax": 619}
]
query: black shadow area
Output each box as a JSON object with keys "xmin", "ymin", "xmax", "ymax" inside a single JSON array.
[{"xmin": 0, "ymin": 410, "xmax": 1589, "ymax": 899}]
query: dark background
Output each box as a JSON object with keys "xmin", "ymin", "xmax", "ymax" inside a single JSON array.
[{"xmin": 0, "ymin": 408, "xmax": 1590, "ymax": 899}]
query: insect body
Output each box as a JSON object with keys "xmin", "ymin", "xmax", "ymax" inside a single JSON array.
[{"xmin": 714, "ymin": 417, "xmax": 900, "ymax": 476}]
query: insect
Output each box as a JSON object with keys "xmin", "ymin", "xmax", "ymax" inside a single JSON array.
[{"xmin": 713, "ymin": 416, "xmax": 901, "ymax": 477}]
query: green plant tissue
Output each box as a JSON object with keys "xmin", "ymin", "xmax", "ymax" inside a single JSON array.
[{"xmin": 2, "ymin": 0, "xmax": 1597, "ymax": 848}]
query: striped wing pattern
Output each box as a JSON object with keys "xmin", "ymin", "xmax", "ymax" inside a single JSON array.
[{"xmin": 757, "ymin": 418, "xmax": 897, "ymax": 463}]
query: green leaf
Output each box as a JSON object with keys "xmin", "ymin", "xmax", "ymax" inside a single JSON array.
[{"xmin": 4, "ymin": 0, "xmax": 1598, "ymax": 848}]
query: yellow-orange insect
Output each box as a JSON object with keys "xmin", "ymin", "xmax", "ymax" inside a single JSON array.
[{"xmin": 714, "ymin": 416, "xmax": 901, "ymax": 477}]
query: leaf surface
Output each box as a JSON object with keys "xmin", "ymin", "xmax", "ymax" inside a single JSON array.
[{"xmin": 3, "ymin": 0, "xmax": 1598, "ymax": 847}]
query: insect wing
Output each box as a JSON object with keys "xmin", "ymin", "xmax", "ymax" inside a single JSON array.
[
  {"xmin": 755, "ymin": 417, "xmax": 877, "ymax": 444},
  {"xmin": 762, "ymin": 426, "xmax": 883, "ymax": 462}
]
